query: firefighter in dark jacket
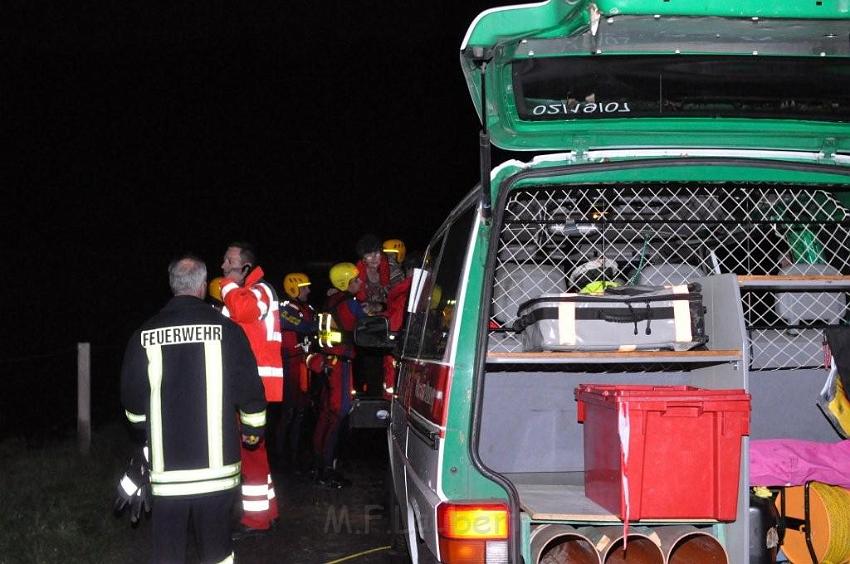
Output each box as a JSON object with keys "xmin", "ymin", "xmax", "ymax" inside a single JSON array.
[{"xmin": 120, "ymin": 255, "xmax": 267, "ymax": 564}]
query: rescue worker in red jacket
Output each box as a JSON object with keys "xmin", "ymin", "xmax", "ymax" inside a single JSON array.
[
  {"xmin": 352, "ymin": 235, "xmax": 403, "ymax": 399},
  {"xmin": 354, "ymin": 234, "xmax": 403, "ymax": 314},
  {"xmin": 384, "ymin": 250, "xmax": 418, "ymax": 333},
  {"xmin": 219, "ymin": 242, "xmax": 281, "ymax": 536},
  {"xmin": 307, "ymin": 262, "xmax": 366, "ymax": 488},
  {"xmin": 379, "ymin": 240, "xmax": 411, "ymax": 398},
  {"xmin": 278, "ymin": 272, "xmax": 317, "ymax": 472}
]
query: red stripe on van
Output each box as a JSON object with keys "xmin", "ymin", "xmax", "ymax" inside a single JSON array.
[{"xmin": 405, "ymin": 361, "xmax": 451, "ymax": 432}]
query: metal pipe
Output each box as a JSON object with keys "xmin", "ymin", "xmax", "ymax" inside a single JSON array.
[
  {"xmin": 578, "ymin": 526, "xmax": 665, "ymax": 564},
  {"xmin": 531, "ymin": 524, "xmax": 601, "ymax": 564},
  {"xmin": 654, "ymin": 525, "xmax": 729, "ymax": 564}
]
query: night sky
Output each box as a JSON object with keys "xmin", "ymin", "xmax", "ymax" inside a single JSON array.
[{"xmin": 2, "ymin": 2, "xmax": 509, "ymax": 436}]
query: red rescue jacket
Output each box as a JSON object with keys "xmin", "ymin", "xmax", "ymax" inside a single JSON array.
[
  {"xmin": 385, "ymin": 275, "xmax": 412, "ymax": 332},
  {"xmin": 221, "ymin": 267, "xmax": 283, "ymax": 402}
]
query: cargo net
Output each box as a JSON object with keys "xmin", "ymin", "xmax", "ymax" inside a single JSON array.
[{"xmin": 490, "ymin": 183, "xmax": 850, "ymax": 370}]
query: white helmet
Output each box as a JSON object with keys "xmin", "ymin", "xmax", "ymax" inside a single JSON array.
[{"xmin": 568, "ymin": 257, "xmax": 620, "ymax": 290}]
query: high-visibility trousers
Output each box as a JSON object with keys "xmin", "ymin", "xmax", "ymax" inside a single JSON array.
[{"xmin": 240, "ymin": 440, "xmax": 279, "ymax": 529}]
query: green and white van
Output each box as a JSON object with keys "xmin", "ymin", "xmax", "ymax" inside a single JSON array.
[{"xmin": 384, "ymin": 1, "xmax": 850, "ymax": 562}]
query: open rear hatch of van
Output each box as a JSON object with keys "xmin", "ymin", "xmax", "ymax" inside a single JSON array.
[{"xmin": 461, "ymin": 0, "xmax": 850, "ymax": 156}]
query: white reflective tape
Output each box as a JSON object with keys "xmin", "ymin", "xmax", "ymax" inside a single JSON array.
[
  {"xmin": 151, "ymin": 462, "xmax": 241, "ymax": 484},
  {"xmin": 205, "ymin": 340, "xmax": 224, "ymax": 468},
  {"xmin": 220, "ymin": 281, "xmax": 239, "ymax": 299},
  {"xmin": 260, "ymin": 285, "xmax": 280, "ymax": 341},
  {"xmin": 240, "ymin": 409, "xmax": 266, "ymax": 428},
  {"xmin": 243, "ymin": 499, "xmax": 271, "ymax": 512},
  {"xmin": 671, "ymin": 285, "xmax": 693, "ymax": 343},
  {"xmin": 120, "ymin": 474, "xmax": 139, "ymax": 496},
  {"xmin": 258, "ymin": 366, "xmax": 284, "ymax": 377},
  {"xmin": 268, "ymin": 487, "xmax": 276, "ymax": 501},
  {"xmin": 242, "ymin": 483, "xmax": 270, "ymax": 496},
  {"xmin": 214, "ymin": 553, "xmax": 234, "ymax": 564},
  {"xmin": 318, "ymin": 314, "xmax": 333, "ymax": 347},
  {"xmin": 558, "ymin": 300, "xmax": 576, "ymax": 346},
  {"xmin": 125, "ymin": 410, "xmax": 146, "ymax": 423},
  {"xmin": 259, "ymin": 284, "xmax": 278, "ymax": 312},
  {"xmin": 153, "ymin": 475, "xmax": 240, "ymax": 497},
  {"xmin": 146, "ymin": 345, "xmax": 165, "ymax": 474}
]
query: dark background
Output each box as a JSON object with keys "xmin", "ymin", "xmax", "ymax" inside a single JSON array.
[{"xmin": 2, "ymin": 1, "xmax": 508, "ymax": 439}]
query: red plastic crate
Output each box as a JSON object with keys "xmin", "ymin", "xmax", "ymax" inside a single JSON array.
[{"xmin": 575, "ymin": 384, "xmax": 750, "ymax": 521}]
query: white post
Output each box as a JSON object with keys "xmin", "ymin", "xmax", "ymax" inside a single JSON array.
[{"xmin": 77, "ymin": 342, "xmax": 91, "ymax": 455}]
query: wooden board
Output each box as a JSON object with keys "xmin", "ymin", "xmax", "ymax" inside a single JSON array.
[
  {"xmin": 737, "ymin": 274, "xmax": 850, "ymax": 288},
  {"xmin": 738, "ymin": 274, "xmax": 850, "ymax": 282},
  {"xmin": 516, "ymin": 483, "xmax": 716, "ymax": 523},
  {"xmin": 487, "ymin": 349, "xmax": 741, "ymax": 362},
  {"xmin": 517, "ymin": 484, "xmax": 618, "ymax": 522}
]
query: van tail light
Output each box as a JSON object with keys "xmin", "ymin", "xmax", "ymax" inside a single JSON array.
[{"xmin": 437, "ymin": 502, "xmax": 509, "ymax": 563}]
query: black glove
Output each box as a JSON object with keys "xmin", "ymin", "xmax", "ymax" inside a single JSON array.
[{"xmin": 113, "ymin": 446, "xmax": 152, "ymax": 525}]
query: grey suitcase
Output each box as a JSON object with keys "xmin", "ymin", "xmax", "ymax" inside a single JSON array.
[{"xmin": 513, "ymin": 284, "xmax": 708, "ymax": 352}]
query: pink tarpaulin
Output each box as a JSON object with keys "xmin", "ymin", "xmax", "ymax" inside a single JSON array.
[{"xmin": 750, "ymin": 439, "xmax": 850, "ymax": 488}]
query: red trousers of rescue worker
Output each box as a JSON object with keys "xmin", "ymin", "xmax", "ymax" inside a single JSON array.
[
  {"xmin": 240, "ymin": 439, "xmax": 279, "ymax": 529},
  {"xmin": 313, "ymin": 358, "xmax": 353, "ymax": 470},
  {"xmin": 383, "ymin": 355, "xmax": 396, "ymax": 400}
]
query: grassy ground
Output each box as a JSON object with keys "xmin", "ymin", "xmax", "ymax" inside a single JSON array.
[
  {"xmin": 0, "ymin": 423, "xmax": 146, "ymax": 564},
  {"xmin": 0, "ymin": 423, "xmax": 400, "ymax": 564}
]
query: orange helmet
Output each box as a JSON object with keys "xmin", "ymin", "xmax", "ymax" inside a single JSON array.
[
  {"xmin": 382, "ymin": 239, "xmax": 406, "ymax": 263},
  {"xmin": 329, "ymin": 262, "xmax": 359, "ymax": 292},
  {"xmin": 208, "ymin": 277, "xmax": 224, "ymax": 303},
  {"xmin": 283, "ymin": 272, "xmax": 311, "ymax": 299}
]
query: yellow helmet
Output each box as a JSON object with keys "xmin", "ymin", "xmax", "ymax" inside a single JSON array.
[
  {"xmin": 329, "ymin": 262, "xmax": 359, "ymax": 292},
  {"xmin": 382, "ymin": 239, "xmax": 406, "ymax": 263},
  {"xmin": 283, "ymin": 272, "xmax": 311, "ymax": 299},
  {"xmin": 208, "ymin": 277, "xmax": 224, "ymax": 303}
]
